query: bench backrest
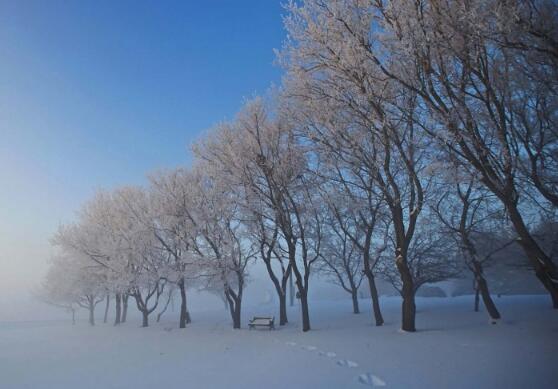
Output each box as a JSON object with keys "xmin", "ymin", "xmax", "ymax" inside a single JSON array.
[{"xmin": 250, "ymin": 316, "xmax": 274, "ymax": 325}]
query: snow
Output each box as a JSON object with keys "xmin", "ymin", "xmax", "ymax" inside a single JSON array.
[{"xmin": 0, "ymin": 295, "xmax": 556, "ymax": 389}]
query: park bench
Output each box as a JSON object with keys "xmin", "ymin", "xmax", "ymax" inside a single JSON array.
[{"xmin": 248, "ymin": 316, "xmax": 275, "ymax": 330}]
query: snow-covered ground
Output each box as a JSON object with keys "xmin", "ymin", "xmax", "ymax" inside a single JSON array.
[{"xmin": 1, "ymin": 295, "xmax": 556, "ymax": 388}]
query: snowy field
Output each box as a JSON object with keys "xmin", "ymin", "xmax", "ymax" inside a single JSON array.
[{"xmin": 1, "ymin": 295, "xmax": 556, "ymax": 389}]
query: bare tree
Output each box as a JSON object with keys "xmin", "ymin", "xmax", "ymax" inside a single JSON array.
[
  {"xmin": 318, "ymin": 175, "xmax": 388, "ymax": 323},
  {"xmin": 319, "ymin": 203, "xmax": 365, "ymax": 314},
  {"xmin": 177, "ymin": 165, "xmax": 255, "ymax": 329},
  {"xmin": 195, "ymin": 99, "xmax": 322, "ymax": 332},
  {"xmin": 434, "ymin": 176, "xmax": 514, "ymax": 321},
  {"xmin": 378, "ymin": 220, "xmax": 461, "ymax": 301},
  {"xmin": 149, "ymin": 169, "xmax": 201, "ymax": 328},
  {"xmin": 328, "ymin": 0, "xmax": 558, "ymax": 307}
]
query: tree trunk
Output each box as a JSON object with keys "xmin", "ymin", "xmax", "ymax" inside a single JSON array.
[
  {"xmin": 226, "ymin": 292, "xmax": 242, "ymax": 329},
  {"xmin": 114, "ymin": 293, "xmax": 122, "ymax": 326},
  {"xmin": 397, "ymin": 257, "xmax": 416, "ymax": 332},
  {"xmin": 262, "ymin": 259, "xmax": 290, "ymax": 325},
  {"xmin": 233, "ymin": 299, "xmax": 241, "ymax": 329},
  {"xmin": 178, "ymin": 278, "xmax": 191, "ymax": 328},
  {"xmin": 290, "ymin": 248, "xmax": 311, "ymax": 332},
  {"xmin": 363, "ymin": 236, "xmax": 384, "ymax": 326},
  {"xmin": 71, "ymin": 308, "xmax": 76, "ymax": 325},
  {"xmin": 103, "ymin": 295, "xmax": 110, "ymax": 324},
  {"xmin": 278, "ymin": 292, "xmax": 288, "ymax": 325},
  {"xmin": 365, "ymin": 271, "xmax": 384, "ymax": 326},
  {"xmin": 121, "ymin": 295, "xmax": 128, "ymax": 323},
  {"xmin": 351, "ymin": 289, "xmax": 360, "ymax": 314},
  {"xmin": 299, "ymin": 289, "xmax": 311, "ymax": 332},
  {"xmin": 506, "ymin": 200, "xmax": 558, "ymax": 308},
  {"xmin": 401, "ymin": 289, "xmax": 416, "ymax": 332},
  {"xmin": 474, "ymin": 286, "xmax": 480, "ymax": 312},
  {"xmin": 88, "ymin": 303, "xmax": 95, "ymax": 326},
  {"xmin": 141, "ymin": 311, "xmax": 149, "ymax": 327},
  {"xmin": 289, "ymin": 273, "xmax": 295, "ymax": 307},
  {"xmin": 477, "ymin": 276, "xmax": 501, "ymax": 321},
  {"xmin": 157, "ymin": 291, "xmax": 173, "ymax": 323}
]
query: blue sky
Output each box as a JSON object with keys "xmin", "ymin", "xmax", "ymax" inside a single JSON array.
[{"xmin": 0, "ymin": 0, "xmax": 286, "ymax": 299}]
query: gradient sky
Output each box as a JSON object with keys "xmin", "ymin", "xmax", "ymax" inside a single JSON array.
[{"xmin": 0, "ymin": 0, "xmax": 286, "ymax": 311}]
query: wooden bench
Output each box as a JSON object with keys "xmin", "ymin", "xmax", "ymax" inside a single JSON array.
[{"xmin": 248, "ymin": 316, "xmax": 275, "ymax": 330}]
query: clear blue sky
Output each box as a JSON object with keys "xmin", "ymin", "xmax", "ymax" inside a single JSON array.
[{"xmin": 0, "ymin": 0, "xmax": 286, "ymax": 302}]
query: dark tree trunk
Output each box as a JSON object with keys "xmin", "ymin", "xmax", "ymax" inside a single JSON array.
[
  {"xmin": 178, "ymin": 278, "xmax": 191, "ymax": 328},
  {"xmin": 505, "ymin": 199, "xmax": 558, "ymax": 308},
  {"xmin": 141, "ymin": 311, "xmax": 149, "ymax": 327},
  {"xmin": 290, "ymin": 247, "xmax": 311, "ymax": 332},
  {"xmin": 474, "ymin": 285, "xmax": 480, "ymax": 312},
  {"xmin": 298, "ymin": 289, "xmax": 311, "ymax": 332},
  {"xmin": 401, "ymin": 289, "xmax": 416, "ymax": 332},
  {"xmin": 362, "ymin": 230, "xmax": 384, "ymax": 325},
  {"xmin": 351, "ymin": 289, "xmax": 360, "ymax": 314},
  {"xmin": 291, "ymin": 265, "xmax": 311, "ymax": 331},
  {"xmin": 397, "ymin": 257, "xmax": 416, "ymax": 332},
  {"xmin": 103, "ymin": 295, "xmax": 110, "ymax": 324},
  {"xmin": 289, "ymin": 273, "xmax": 295, "ymax": 307},
  {"xmin": 365, "ymin": 270, "xmax": 384, "ymax": 326},
  {"xmin": 262, "ymin": 258, "xmax": 290, "ymax": 325},
  {"xmin": 278, "ymin": 292, "xmax": 288, "ymax": 325},
  {"xmin": 477, "ymin": 276, "xmax": 501, "ymax": 321},
  {"xmin": 233, "ymin": 299, "xmax": 241, "ymax": 329},
  {"xmin": 88, "ymin": 303, "xmax": 95, "ymax": 326},
  {"xmin": 157, "ymin": 291, "xmax": 173, "ymax": 323},
  {"xmin": 121, "ymin": 295, "xmax": 128, "ymax": 323},
  {"xmin": 278, "ymin": 267, "xmax": 291, "ymax": 325},
  {"xmin": 226, "ymin": 291, "xmax": 242, "ymax": 329},
  {"xmin": 114, "ymin": 293, "xmax": 122, "ymax": 326}
]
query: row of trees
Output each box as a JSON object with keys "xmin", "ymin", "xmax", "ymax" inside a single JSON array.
[{"xmin": 42, "ymin": 0, "xmax": 557, "ymax": 332}]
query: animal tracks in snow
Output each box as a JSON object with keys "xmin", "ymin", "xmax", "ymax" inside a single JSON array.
[
  {"xmin": 357, "ymin": 373, "xmax": 387, "ymax": 387},
  {"xmin": 282, "ymin": 340, "xmax": 387, "ymax": 387},
  {"xmin": 336, "ymin": 359, "xmax": 359, "ymax": 368}
]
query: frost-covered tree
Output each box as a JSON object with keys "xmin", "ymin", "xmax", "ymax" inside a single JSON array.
[
  {"xmin": 319, "ymin": 206, "xmax": 365, "ymax": 314},
  {"xmin": 194, "ymin": 99, "xmax": 293, "ymax": 325},
  {"xmin": 284, "ymin": 0, "xmax": 558, "ymax": 307},
  {"xmin": 280, "ymin": 1, "xmax": 436, "ymax": 331},
  {"xmin": 378, "ymin": 219, "xmax": 461, "ymax": 300},
  {"xmin": 317, "ymin": 176, "xmax": 388, "ymax": 322},
  {"xmin": 195, "ymin": 98, "xmax": 323, "ymax": 331},
  {"xmin": 433, "ymin": 173, "xmax": 514, "ymax": 322},
  {"xmin": 149, "ymin": 169, "xmax": 200, "ymax": 328},
  {"xmin": 375, "ymin": 0, "xmax": 558, "ymax": 307},
  {"xmin": 109, "ymin": 186, "xmax": 170, "ymax": 328},
  {"xmin": 37, "ymin": 256, "xmax": 81, "ymax": 324},
  {"xmin": 176, "ymin": 164, "xmax": 255, "ymax": 329},
  {"xmin": 53, "ymin": 187, "xmax": 170, "ymax": 328},
  {"xmin": 279, "ymin": 0, "xmax": 558, "ymax": 329},
  {"xmin": 53, "ymin": 190, "xmax": 133, "ymax": 326},
  {"xmin": 42, "ymin": 253, "xmax": 105, "ymax": 326}
]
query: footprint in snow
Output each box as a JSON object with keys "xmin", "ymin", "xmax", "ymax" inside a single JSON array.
[
  {"xmin": 286, "ymin": 341, "xmax": 297, "ymax": 347},
  {"xmin": 337, "ymin": 359, "xmax": 359, "ymax": 368},
  {"xmin": 302, "ymin": 345, "xmax": 318, "ymax": 351},
  {"xmin": 318, "ymin": 351, "xmax": 337, "ymax": 358},
  {"xmin": 357, "ymin": 373, "xmax": 386, "ymax": 387}
]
